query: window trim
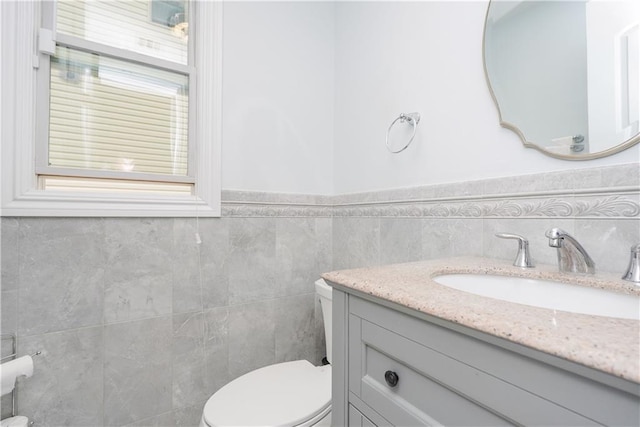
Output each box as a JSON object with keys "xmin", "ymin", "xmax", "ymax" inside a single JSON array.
[{"xmin": 0, "ymin": 0, "xmax": 222, "ymax": 217}]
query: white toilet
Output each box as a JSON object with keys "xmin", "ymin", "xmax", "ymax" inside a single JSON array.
[{"xmin": 200, "ymin": 279, "xmax": 333, "ymax": 427}]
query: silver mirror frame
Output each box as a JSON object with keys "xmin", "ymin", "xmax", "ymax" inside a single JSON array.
[{"xmin": 482, "ymin": 1, "xmax": 640, "ymax": 161}]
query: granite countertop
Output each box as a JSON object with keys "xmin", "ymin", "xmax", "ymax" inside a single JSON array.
[{"xmin": 322, "ymin": 256, "xmax": 640, "ymax": 384}]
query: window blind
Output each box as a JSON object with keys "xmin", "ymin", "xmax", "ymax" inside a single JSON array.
[{"xmin": 48, "ymin": 46, "xmax": 189, "ymax": 177}]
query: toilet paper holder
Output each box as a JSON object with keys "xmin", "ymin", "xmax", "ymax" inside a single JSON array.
[
  {"xmin": 1, "ymin": 334, "xmax": 41, "ymax": 420},
  {"xmin": 0, "ymin": 350, "xmax": 41, "ymax": 363}
]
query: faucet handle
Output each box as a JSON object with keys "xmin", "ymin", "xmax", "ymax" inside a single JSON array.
[
  {"xmin": 495, "ymin": 233, "xmax": 534, "ymax": 268},
  {"xmin": 622, "ymin": 243, "xmax": 640, "ymax": 284}
]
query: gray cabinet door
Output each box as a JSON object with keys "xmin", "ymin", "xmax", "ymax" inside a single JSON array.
[{"xmin": 348, "ymin": 404, "xmax": 377, "ymax": 427}]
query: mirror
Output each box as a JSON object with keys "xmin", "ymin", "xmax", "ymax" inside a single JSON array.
[{"xmin": 483, "ymin": 0, "xmax": 640, "ymax": 159}]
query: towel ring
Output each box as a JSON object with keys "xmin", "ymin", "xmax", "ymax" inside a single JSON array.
[{"xmin": 386, "ymin": 112, "xmax": 421, "ymax": 153}]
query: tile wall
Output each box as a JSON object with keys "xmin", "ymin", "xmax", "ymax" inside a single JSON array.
[
  {"xmin": 330, "ymin": 163, "xmax": 639, "ymax": 273},
  {"xmin": 1, "ymin": 163, "xmax": 638, "ymax": 426},
  {"xmin": 1, "ymin": 215, "xmax": 332, "ymax": 426}
]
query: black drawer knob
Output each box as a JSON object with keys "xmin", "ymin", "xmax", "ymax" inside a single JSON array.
[{"xmin": 384, "ymin": 370, "xmax": 399, "ymax": 388}]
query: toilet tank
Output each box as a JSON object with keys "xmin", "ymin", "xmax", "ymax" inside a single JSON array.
[{"xmin": 314, "ymin": 279, "xmax": 333, "ymax": 364}]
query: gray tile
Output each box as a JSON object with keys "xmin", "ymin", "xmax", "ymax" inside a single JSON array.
[
  {"xmin": 0, "ymin": 288, "xmax": 16, "ymax": 416},
  {"xmin": 543, "ymin": 169, "xmax": 601, "ymax": 192},
  {"xmin": 259, "ymin": 191, "xmax": 318, "ymax": 205},
  {"xmin": 315, "ymin": 218, "xmax": 333, "ymax": 275},
  {"xmin": 482, "ymin": 173, "xmax": 552, "ymax": 196},
  {"xmin": 222, "ymin": 190, "xmax": 318, "ymax": 205},
  {"xmin": 18, "ymin": 218, "xmax": 105, "ymax": 335},
  {"xmin": 173, "ymin": 218, "xmax": 231, "ymax": 314},
  {"xmin": 376, "ymin": 186, "xmax": 425, "ymax": 203},
  {"xmin": 199, "ymin": 218, "xmax": 231, "ymax": 310},
  {"xmin": 380, "ymin": 218, "xmax": 423, "ymax": 264},
  {"xmin": 228, "ymin": 300, "xmax": 275, "ymax": 379},
  {"xmin": 600, "ymin": 163, "xmax": 640, "ymax": 188},
  {"xmin": 432, "ymin": 180, "xmax": 484, "ymax": 198},
  {"xmin": 104, "ymin": 219, "xmax": 173, "ymax": 323},
  {"xmin": 104, "ymin": 273, "xmax": 173, "ymax": 324},
  {"xmin": 104, "ymin": 316, "xmax": 172, "ymax": 426},
  {"xmin": 173, "ymin": 313, "xmax": 204, "ymax": 358},
  {"xmin": 331, "ymin": 191, "xmax": 380, "ymax": 205},
  {"xmin": 276, "ymin": 218, "xmax": 323, "ymax": 297},
  {"xmin": 172, "ymin": 219, "xmax": 203, "ymax": 314},
  {"xmin": 0, "ymin": 331, "xmax": 15, "ymax": 416},
  {"xmin": 172, "ymin": 312, "xmax": 208, "ymax": 410},
  {"xmin": 104, "ymin": 218, "xmax": 173, "ymax": 280},
  {"xmin": 332, "ymin": 217, "xmax": 380, "ymax": 270},
  {"xmin": 174, "ymin": 401, "xmax": 207, "ymax": 427},
  {"xmin": 483, "ymin": 168, "xmax": 608, "ymax": 196},
  {"xmin": 18, "ymin": 327, "xmax": 104, "ymax": 427},
  {"xmin": 422, "ymin": 218, "xmax": 483, "ymax": 260},
  {"xmin": 227, "ymin": 218, "xmax": 277, "ymax": 305},
  {"xmin": 275, "ymin": 294, "xmax": 316, "ymax": 364},
  {"xmin": 203, "ymin": 307, "xmax": 229, "ymax": 395},
  {"xmin": 575, "ymin": 219, "xmax": 640, "ymax": 275},
  {"xmin": 19, "ymin": 217, "xmax": 104, "ymax": 242},
  {"xmin": 482, "ymin": 218, "xmax": 575, "ymax": 267},
  {"xmin": 1, "ymin": 395, "xmax": 11, "ymax": 419},
  {"xmin": 313, "ymin": 194, "xmax": 334, "ymax": 207},
  {"xmin": 1, "ymin": 218, "xmax": 19, "ymax": 291},
  {"xmin": 415, "ymin": 186, "xmax": 438, "ymax": 201},
  {"xmin": 1, "ymin": 290, "xmax": 17, "ymax": 337},
  {"xmin": 221, "ymin": 190, "xmax": 256, "ymax": 203},
  {"xmin": 125, "ymin": 411, "xmax": 175, "ymax": 427}
]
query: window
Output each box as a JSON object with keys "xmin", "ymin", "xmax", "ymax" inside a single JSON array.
[{"xmin": 0, "ymin": 0, "xmax": 221, "ymax": 216}]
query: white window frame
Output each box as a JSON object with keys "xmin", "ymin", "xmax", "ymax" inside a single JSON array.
[{"xmin": 0, "ymin": 0, "xmax": 222, "ymax": 217}]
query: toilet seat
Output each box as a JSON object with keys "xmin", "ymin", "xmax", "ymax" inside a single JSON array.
[{"xmin": 202, "ymin": 360, "xmax": 331, "ymax": 427}]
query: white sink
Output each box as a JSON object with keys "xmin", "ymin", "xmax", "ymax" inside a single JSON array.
[{"xmin": 433, "ymin": 274, "xmax": 640, "ymax": 320}]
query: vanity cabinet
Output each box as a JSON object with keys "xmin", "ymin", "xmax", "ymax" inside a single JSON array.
[{"xmin": 331, "ymin": 287, "xmax": 640, "ymax": 426}]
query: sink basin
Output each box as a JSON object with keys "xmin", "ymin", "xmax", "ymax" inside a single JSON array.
[{"xmin": 433, "ymin": 274, "xmax": 640, "ymax": 320}]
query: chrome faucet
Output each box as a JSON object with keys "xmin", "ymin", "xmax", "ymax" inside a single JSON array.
[
  {"xmin": 545, "ymin": 228, "xmax": 595, "ymax": 274},
  {"xmin": 622, "ymin": 244, "xmax": 640, "ymax": 283},
  {"xmin": 495, "ymin": 233, "xmax": 534, "ymax": 268}
]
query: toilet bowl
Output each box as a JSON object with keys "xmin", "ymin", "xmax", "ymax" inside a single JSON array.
[{"xmin": 200, "ymin": 279, "xmax": 333, "ymax": 427}]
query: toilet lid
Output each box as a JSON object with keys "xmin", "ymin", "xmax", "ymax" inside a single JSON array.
[{"xmin": 203, "ymin": 360, "xmax": 331, "ymax": 427}]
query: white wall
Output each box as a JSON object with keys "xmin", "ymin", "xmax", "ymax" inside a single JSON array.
[
  {"xmin": 221, "ymin": 1, "xmax": 639, "ymax": 195},
  {"xmin": 332, "ymin": 1, "xmax": 638, "ymax": 194},
  {"xmin": 221, "ymin": 1, "xmax": 335, "ymax": 195}
]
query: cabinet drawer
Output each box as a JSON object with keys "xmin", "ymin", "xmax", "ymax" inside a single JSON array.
[
  {"xmin": 349, "ymin": 314, "xmax": 599, "ymax": 426},
  {"xmin": 359, "ymin": 319, "xmax": 513, "ymax": 426}
]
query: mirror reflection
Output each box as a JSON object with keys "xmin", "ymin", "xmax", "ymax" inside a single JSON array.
[{"xmin": 484, "ymin": 0, "xmax": 640, "ymax": 159}]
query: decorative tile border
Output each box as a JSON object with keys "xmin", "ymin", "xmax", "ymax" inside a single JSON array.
[
  {"xmin": 574, "ymin": 194, "xmax": 640, "ymax": 218},
  {"xmin": 221, "ymin": 164, "xmax": 639, "ymax": 219},
  {"xmin": 332, "ymin": 192, "xmax": 639, "ymax": 219},
  {"xmin": 221, "ymin": 190, "xmax": 639, "ymax": 219},
  {"xmin": 221, "ymin": 203, "xmax": 333, "ymax": 218}
]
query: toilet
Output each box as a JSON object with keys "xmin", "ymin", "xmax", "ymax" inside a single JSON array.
[
  {"xmin": 0, "ymin": 416, "xmax": 29, "ymax": 427},
  {"xmin": 200, "ymin": 279, "xmax": 333, "ymax": 427}
]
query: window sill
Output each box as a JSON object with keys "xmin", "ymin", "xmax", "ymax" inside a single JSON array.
[{"xmin": 1, "ymin": 190, "xmax": 220, "ymax": 217}]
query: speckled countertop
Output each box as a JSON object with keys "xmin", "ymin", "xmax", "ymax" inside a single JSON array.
[{"xmin": 322, "ymin": 257, "xmax": 640, "ymax": 384}]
